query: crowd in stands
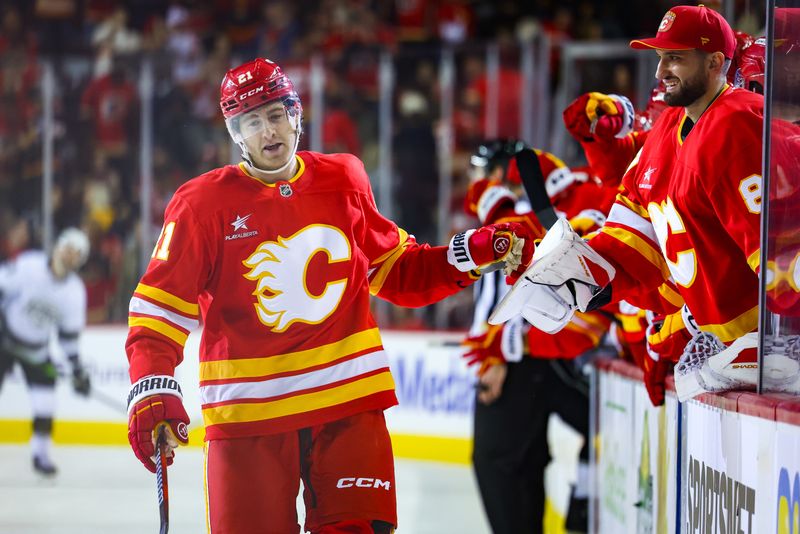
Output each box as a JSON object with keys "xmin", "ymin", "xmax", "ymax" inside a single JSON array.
[{"xmin": 0, "ymin": 0, "xmax": 762, "ymax": 324}]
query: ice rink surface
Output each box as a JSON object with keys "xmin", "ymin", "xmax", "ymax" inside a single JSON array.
[{"xmin": 0, "ymin": 444, "xmax": 490, "ymax": 533}]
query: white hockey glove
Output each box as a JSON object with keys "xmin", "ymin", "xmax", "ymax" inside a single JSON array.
[{"xmin": 488, "ymin": 218, "xmax": 615, "ymax": 333}]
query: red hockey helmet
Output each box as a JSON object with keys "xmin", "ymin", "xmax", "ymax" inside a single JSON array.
[
  {"xmin": 220, "ymin": 58, "xmax": 301, "ymax": 119},
  {"xmin": 737, "ymin": 37, "xmax": 765, "ymax": 93},
  {"xmin": 730, "ymin": 31, "xmax": 756, "ymax": 86},
  {"xmin": 220, "ymin": 58, "xmax": 303, "ymax": 172},
  {"xmin": 504, "ymin": 147, "xmax": 576, "ymax": 200},
  {"xmin": 634, "ymin": 81, "xmax": 668, "ymax": 132}
]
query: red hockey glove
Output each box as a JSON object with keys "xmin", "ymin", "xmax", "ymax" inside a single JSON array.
[
  {"xmin": 646, "ymin": 306, "xmax": 697, "ymax": 363},
  {"xmin": 463, "ymin": 178, "xmax": 517, "ymax": 223},
  {"xmin": 127, "ymin": 375, "xmax": 190, "ymax": 473},
  {"xmin": 642, "ymin": 307, "xmax": 696, "ymax": 406},
  {"xmin": 447, "ymin": 222, "xmax": 534, "ymax": 283},
  {"xmin": 641, "ymin": 349, "xmax": 674, "ymax": 407},
  {"xmin": 563, "ymin": 92, "xmax": 634, "ymax": 141},
  {"xmin": 462, "ymin": 319, "xmax": 524, "ymax": 375}
]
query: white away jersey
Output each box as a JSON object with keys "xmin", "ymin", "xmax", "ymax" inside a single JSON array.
[{"xmin": 0, "ymin": 251, "xmax": 86, "ymax": 362}]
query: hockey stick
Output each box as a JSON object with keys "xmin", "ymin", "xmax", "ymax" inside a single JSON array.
[
  {"xmin": 89, "ymin": 387, "xmax": 128, "ymax": 415},
  {"xmin": 55, "ymin": 367, "xmax": 129, "ymax": 414},
  {"xmin": 427, "ymin": 340, "xmax": 463, "ymax": 348},
  {"xmin": 155, "ymin": 425, "xmax": 170, "ymax": 534},
  {"xmin": 486, "ymin": 150, "xmax": 560, "ymax": 326},
  {"xmin": 514, "ymin": 149, "xmax": 559, "ymax": 228},
  {"xmin": 480, "ymin": 150, "xmax": 555, "ymax": 276}
]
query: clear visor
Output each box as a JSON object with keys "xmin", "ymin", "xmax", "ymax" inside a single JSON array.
[{"xmin": 225, "ymin": 100, "xmax": 301, "ymax": 145}]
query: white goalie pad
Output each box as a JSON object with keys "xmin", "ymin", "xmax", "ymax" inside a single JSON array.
[{"xmin": 488, "ymin": 218, "xmax": 615, "ymax": 328}]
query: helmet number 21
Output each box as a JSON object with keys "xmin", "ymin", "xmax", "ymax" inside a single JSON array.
[{"xmin": 237, "ymin": 71, "xmax": 253, "ymax": 84}]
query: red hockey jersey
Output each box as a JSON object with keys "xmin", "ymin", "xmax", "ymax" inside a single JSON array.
[
  {"xmin": 127, "ymin": 152, "xmax": 477, "ymax": 440},
  {"xmin": 590, "ymin": 86, "xmax": 763, "ymax": 342},
  {"xmin": 579, "ymin": 131, "xmax": 648, "ymax": 188}
]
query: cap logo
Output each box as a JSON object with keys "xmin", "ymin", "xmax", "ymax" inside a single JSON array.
[
  {"xmin": 700, "ymin": 37, "xmax": 710, "ymax": 45},
  {"xmin": 658, "ymin": 11, "xmax": 676, "ymax": 32}
]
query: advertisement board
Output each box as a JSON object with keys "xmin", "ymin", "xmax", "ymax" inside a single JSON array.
[
  {"xmin": 683, "ymin": 399, "xmax": 759, "ymax": 534},
  {"xmin": 0, "ymin": 327, "xmax": 476, "ymax": 457},
  {"xmin": 596, "ymin": 370, "xmax": 636, "ymax": 532},
  {"xmin": 631, "ymin": 381, "xmax": 678, "ymax": 534},
  {"xmin": 775, "ymin": 407, "xmax": 800, "ymax": 534}
]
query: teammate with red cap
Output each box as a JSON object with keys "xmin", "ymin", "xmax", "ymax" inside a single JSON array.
[
  {"xmin": 492, "ymin": 4, "xmax": 800, "ymax": 401},
  {"xmin": 124, "ymin": 58, "xmax": 534, "ymax": 533}
]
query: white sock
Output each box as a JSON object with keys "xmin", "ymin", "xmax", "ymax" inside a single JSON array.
[{"xmin": 31, "ymin": 433, "xmax": 52, "ymax": 461}]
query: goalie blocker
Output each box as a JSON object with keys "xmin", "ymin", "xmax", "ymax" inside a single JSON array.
[{"xmin": 489, "ymin": 218, "xmax": 615, "ymax": 333}]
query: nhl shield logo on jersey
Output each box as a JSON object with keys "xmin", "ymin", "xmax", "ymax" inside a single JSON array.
[
  {"xmin": 658, "ymin": 11, "xmax": 676, "ymax": 32},
  {"xmin": 279, "ymin": 183, "xmax": 293, "ymax": 197},
  {"xmin": 242, "ymin": 224, "xmax": 351, "ymax": 332}
]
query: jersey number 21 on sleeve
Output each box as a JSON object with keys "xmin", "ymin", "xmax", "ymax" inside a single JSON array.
[{"xmin": 152, "ymin": 221, "xmax": 176, "ymax": 261}]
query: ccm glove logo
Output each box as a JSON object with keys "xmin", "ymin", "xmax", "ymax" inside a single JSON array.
[{"xmin": 336, "ymin": 477, "xmax": 392, "ymax": 490}]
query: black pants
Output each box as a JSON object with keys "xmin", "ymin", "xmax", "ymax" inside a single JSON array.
[
  {"xmin": 472, "ymin": 357, "xmax": 589, "ymax": 534},
  {"xmin": 0, "ymin": 347, "xmax": 57, "ymax": 389}
]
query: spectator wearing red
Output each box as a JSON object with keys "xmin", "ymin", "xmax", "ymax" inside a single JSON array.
[{"xmin": 80, "ymin": 66, "xmax": 137, "ymax": 158}]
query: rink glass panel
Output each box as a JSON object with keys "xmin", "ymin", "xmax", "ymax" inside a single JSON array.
[{"xmin": 762, "ymin": 1, "xmax": 800, "ymax": 391}]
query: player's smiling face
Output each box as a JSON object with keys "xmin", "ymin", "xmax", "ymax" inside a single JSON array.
[
  {"xmin": 655, "ymin": 49, "xmax": 710, "ymax": 107},
  {"xmin": 239, "ymin": 102, "xmax": 298, "ymax": 171}
]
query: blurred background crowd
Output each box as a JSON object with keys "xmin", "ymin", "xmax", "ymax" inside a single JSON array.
[{"xmin": 0, "ymin": 0, "xmax": 765, "ymax": 325}]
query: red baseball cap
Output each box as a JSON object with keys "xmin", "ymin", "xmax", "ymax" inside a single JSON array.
[{"xmin": 630, "ymin": 4, "xmax": 736, "ymax": 59}]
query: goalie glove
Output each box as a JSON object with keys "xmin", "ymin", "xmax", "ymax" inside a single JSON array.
[
  {"xmin": 563, "ymin": 92, "xmax": 635, "ymax": 141},
  {"xmin": 462, "ymin": 317, "xmax": 525, "ymax": 375},
  {"xmin": 463, "ymin": 177, "xmax": 517, "ymax": 224},
  {"xmin": 447, "ymin": 222, "xmax": 534, "ymax": 283},
  {"xmin": 489, "ymin": 218, "xmax": 615, "ymax": 332},
  {"xmin": 127, "ymin": 375, "xmax": 190, "ymax": 473}
]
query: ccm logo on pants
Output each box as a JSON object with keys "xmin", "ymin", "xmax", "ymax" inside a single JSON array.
[{"xmin": 336, "ymin": 477, "xmax": 391, "ymax": 490}]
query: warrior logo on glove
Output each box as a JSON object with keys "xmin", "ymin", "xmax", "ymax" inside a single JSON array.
[
  {"xmin": 174, "ymin": 421, "xmax": 189, "ymax": 442},
  {"xmin": 446, "ymin": 222, "xmax": 534, "ymax": 283},
  {"xmin": 494, "ymin": 236, "xmax": 510, "ymax": 255}
]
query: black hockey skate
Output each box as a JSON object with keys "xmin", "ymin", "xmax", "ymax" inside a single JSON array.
[{"xmin": 32, "ymin": 455, "xmax": 57, "ymax": 476}]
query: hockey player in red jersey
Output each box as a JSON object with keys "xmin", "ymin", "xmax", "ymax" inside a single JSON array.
[
  {"xmin": 562, "ymin": 29, "xmax": 755, "ymax": 189},
  {"xmin": 124, "ymin": 58, "xmax": 534, "ymax": 534},
  {"xmin": 491, "ymin": 4, "xmax": 785, "ymax": 401}
]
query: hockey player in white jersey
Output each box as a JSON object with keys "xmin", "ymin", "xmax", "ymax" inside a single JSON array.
[{"xmin": 0, "ymin": 228, "xmax": 92, "ymax": 475}]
